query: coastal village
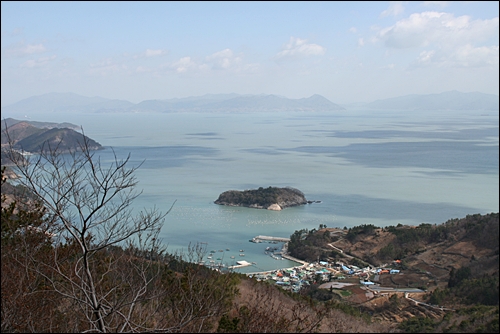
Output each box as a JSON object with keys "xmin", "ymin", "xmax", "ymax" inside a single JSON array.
[{"xmin": 204, "ymin": 229, "xmax": 426, "ymax": 307}]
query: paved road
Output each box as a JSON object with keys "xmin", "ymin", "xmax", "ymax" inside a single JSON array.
[
  {"xmin": 327, "ymin": 243, "xmax": 354, "ymax": 259},
  {"xmin": 404, "ymin": 292, "xmax": 455, "ymax": 311}
]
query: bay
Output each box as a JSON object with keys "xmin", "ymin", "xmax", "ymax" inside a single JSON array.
[{"xmin": 13, "ymin": 110, "xmax": 499, "ymax": 273}]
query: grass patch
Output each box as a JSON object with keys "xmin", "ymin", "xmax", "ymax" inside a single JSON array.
[{"xmin": 331, "ymin": 288, "xmax": 352, "ymax": 297}]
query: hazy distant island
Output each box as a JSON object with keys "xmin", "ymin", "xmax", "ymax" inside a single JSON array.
[
  {"xmin": 1, "ymin": 93, "xmax": 345, "ymax": 114},
  {"xmin": 2, "ymin": 90, "xmax": 498, "ymax": 115},
  {"xmin": 214, "ymin": 186, "xmax": 315, "ymax": 211}
]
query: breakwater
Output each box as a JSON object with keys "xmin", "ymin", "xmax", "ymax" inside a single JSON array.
[{"xmin": 251, "ymin": 235, "xmax": 291, "ymax": 243}]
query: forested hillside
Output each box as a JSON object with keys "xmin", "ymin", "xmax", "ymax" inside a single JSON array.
[{"xmin": 287, "ymin": 215, "xmax": 499, "ymax": 332}]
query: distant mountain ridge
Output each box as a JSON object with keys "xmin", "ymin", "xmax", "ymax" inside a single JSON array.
[
  {"xmin": 364, "ymin": 90, "xmax": 499, "ymax": 111},
  {"xmin": 2, "ymin": 92, "xmax": 345, "ymax": 114},
  {"xmin": 2, "ymin": 91, "xmax": 497, "ymax": 114}
]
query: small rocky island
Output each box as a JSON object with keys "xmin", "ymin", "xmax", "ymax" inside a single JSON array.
[{"xmin": 214, "ymin": 186, "xmax": 311, "ymax": 211}]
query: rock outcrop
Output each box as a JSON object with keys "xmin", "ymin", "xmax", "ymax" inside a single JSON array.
[{"xmin": 267, "ymin": 204, "xmax": 282, "ymax": 211}]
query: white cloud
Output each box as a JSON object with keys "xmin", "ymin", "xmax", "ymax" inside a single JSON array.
[
  {"xmin": 381, "ymin": 63, "xmax": 396, "ymax": 69},
  {"xmin": 445, "ymin": 44, "xmax": 499, "ymax": 67},
  {"xmin": 358, "ymin": 38, "xmax": 365, "ymax": 47},
  {"xmin": 19, "ymin": 55, "xmax": 56, "ymax": 68},
  {"xmin": 416, "ymin": 50, "xmax": 436, "ymax": 65},
  {"xmin": 89, "ymin": 58, "xmax": 126, "ymax": 75},
  {"xmin": 349, "ymin": 27, "xmax": 357, "ymax": 33},
  {"xmin": 171, "ymin": 56, "xmax": 200, "ymax": 73},
  {"xmin": 410, "ymin": 45, "xmax": 499, "ymax": 68},
  {"xmin": 206, "ymin": 48, "xmax": 242, "ymax": 70},
  {"xmin": 90, "ymin": 58, "xmax": 114, "ymax": 68},
  {"xmin": 375, "ymin": 11, "xmax": 499, "ymax": 68},
  {"xmin": 274, "ymin": 37, "xmax": 326, "ymax": 59},
  {"xmin": 1, "ymin": 27, "xmax": 24, "ymax": 37},
  {"xmin": 145, "ymin": 49, "xmax": 166, "ymax": 57},
  {"xmin": 168, "ymin": 49, "xmax": 257, "ymax": 74},
  {"xmin": 4, "ymin": 42, "xmax": 47, "ymax": 57},
  {"xmin": 24, "ymin": 44, "xmax": 46, "ymax": 54},
  {"xmin": 380, "ymin": 1, "xmax": 404, "ymax": 18},
  {"xmin": 377, "ymin": 12, "xmax": 499, "ymax": 49},
  {"xmin": 133, "ymin": 48, "xmax": 167, "ymax": 59}
]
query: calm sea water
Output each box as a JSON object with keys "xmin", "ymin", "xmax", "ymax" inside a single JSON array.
[{"xmin": 10, "ymin": 110, "xmax": 499, "ymax": 273}]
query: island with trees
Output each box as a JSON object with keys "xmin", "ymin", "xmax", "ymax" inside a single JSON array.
[{"xmin": 214, "ymin": 186, "xmax": 310, "ymax": 211}]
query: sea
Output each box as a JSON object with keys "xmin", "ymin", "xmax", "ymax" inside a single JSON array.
[{"xmin": 7, "ymin": 109, "xmax": 499, "ymax": 273}]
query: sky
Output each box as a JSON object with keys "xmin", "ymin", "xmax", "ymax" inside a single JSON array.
[{"xmin": 1, "ymin": 1, "xmax": 498, "ymax": 107}]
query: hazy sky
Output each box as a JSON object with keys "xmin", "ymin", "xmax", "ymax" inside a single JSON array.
[{"xmin": 1, "ymin": 1, "xmax": 498, "ymax": 107}]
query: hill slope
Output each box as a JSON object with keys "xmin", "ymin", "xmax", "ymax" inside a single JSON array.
[
  {"xmin": 1, "ymin": 117, "xmax": 79, "ymax": 131},
  {"xmin": 287, "ymin": 213, "xmax": 499, "ymax": 330},
  {"xmin": 1, "ymin": 119, "xmax": 103, "ymax": 156},
  {"xmin": 14, "ymin": 127, "xmax": 102, "ymax": 153}
]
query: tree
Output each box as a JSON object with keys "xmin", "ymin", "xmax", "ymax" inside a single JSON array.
[
  {"xmin": 448, "ymin": 266, "xmax": 472, "ymax": 288},
  {"xmin": 219, "ymin": 280, "xmax": 328, "ymax": 333},
  {"xmin": 1, "ymin": 167, "xmax": 65, "ymax": 332},
  {"xmin": 3, "ymin": 128, "xmax": 175, "ymax": 332}
]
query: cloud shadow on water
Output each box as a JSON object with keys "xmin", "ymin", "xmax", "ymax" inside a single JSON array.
[
  {"xmin": 99, "ymin": 145, "xmax": 220, "ymax": 169},
  {"xmin": 312, "ymin": 193, "xmax": 488, "ymax": 225},
  {"xmin": 281, "ymin": 141, "xmax": 498, "ymax": 174},
  {"xmin": 304, "ymin": 126, "xmax": 498, "ymax": 141}
]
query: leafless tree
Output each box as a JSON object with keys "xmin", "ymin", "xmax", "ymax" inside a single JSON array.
[
  {"xmin": 3, "ymin": 128, "xmax": 175, "ymax": 332},
  {"xmin": 219, "ymin": 279, "xmax": 328, "ymax": 333}
]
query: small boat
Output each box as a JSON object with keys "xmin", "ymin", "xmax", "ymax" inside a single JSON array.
[
  {"xmin": 207, "ymin": 255, "xmax": 213, "ymax": 259},
  {"xmin": 226, "ymin": 248, "xmax": 230, "ymax": 251},
  {"xmin": 239, "ymin": 254, "xmax": 245, "ymax": 257},
  {"xmin": 230, "ymin": 256, "xmax": 235, "ymax": 259},
  {"xmin": 218, "ymin": 250, "xmax": 223, "ymax": 252},
  {"xmin": 239, "ymin": 249, "xmax": 244, "ymax": 252},
  {"xmin": 210, "ymin": 250, "xmax": 216, "ymax": 253},
  {"xmin": 217, "ymin": 258, "xmax": 222, "ymax": 260}
]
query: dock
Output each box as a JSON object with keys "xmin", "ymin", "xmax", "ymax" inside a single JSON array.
[{"xmin": 251, "ymin": 235, "xmax": 290, "ymax": 243}]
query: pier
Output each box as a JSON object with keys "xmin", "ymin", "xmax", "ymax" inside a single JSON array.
[{"xmin": 251, "ymin": 235, "xmax": 291, "ymax": 243}]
